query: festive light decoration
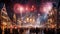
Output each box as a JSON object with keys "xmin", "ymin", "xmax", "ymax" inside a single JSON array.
[{"xmin": 13, "ymin": 3, "xmax": 25, "ymax": 13}]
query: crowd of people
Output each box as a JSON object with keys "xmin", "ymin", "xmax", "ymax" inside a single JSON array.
[{"xmin": 0, "ymin": 26, "xmax": 60, "ymax": 34}]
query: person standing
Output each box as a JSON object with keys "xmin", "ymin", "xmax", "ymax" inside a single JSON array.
[{"xmin": 0, "ymin": 27, "xmax": 2, "ymax": 34}]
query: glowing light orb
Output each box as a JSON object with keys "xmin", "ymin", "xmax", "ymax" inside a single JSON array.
[
  {"xmin": 17, "ymin": 6, "xmax": 24, "ymax": 12},
  {"xmin": 26, "ymin": 7, "xmax": 29, "ymax": 11},
  {"xmin": 26, "ymin": 7, "xmax": 28, "ymax": 11},
  {"xmin": 13, "ymin": 3, "xmax": 24, "ymax": 13},
  {"xmin": 40, "ymin": 2, "xmax": 53, "ymax": 14},
  {"xmin": 43, "ymin": 2, "xmax": 53, "ymax": 13}
]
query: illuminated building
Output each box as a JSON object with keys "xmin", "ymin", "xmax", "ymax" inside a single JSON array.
[
  {"xmin": 1, "ymin": 4, "xmax": 12, "ymax": 27},
  {"xmin": 47, "ymin": 7, "xmax": 57, "ymax": 28}
]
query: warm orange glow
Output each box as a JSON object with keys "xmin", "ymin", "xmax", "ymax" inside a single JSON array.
[
  {"xmin": 32, "ymin": 19, "xmax": 35, "ymax": 23},
  {"xmin": 48, "ymin": 19, "xmax": 53, "ymax": 23},
  {"xmin": 2, "ymin": 22, "xmax": 7, "ymax": 25},
  {"xmin": 26, "ymin": 18, "xmax": 30, "ymax": 22},
  {"xmin": 30, "ymin": 18, "xmax": 33, "ymax": 23},
  {"xmin": 51, "ymin": 25, "xmax": 55, "ymax": 28}
]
